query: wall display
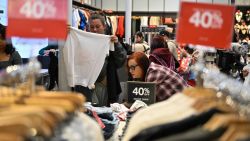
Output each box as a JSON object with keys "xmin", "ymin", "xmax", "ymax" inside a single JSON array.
[{"xmin": 233, "ymin": 7, "xmax": 250, "ymax": 43}]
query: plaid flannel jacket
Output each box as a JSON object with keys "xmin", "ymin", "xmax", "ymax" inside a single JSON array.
[{"xmin": 146, "ymin": 62, "xmax": 188, "ymax": 102}]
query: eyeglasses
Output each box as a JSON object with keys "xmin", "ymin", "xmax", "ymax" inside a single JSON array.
[{"xmin": 129, "ymin": 65, "xmax": 138, "ymax": 71}]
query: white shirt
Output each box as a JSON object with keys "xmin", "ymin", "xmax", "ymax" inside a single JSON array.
[
  {"xmin": 132, "ymin": 42, "xmax": 150, "ymax": 55},
  {"xmin": 63, "ymin": 27, "xmax": 114, "ymax": 88}
]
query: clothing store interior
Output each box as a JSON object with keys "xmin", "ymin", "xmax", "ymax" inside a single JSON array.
[{"xmin": 0, "ymin": 0, "xmax": 250, "ymax": 141}]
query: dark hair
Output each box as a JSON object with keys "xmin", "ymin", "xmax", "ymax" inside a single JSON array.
[
  {"xmin": 150, "ymin": 35, "xmax": 168, "ymax": 53},
  {"xmin": 184, "ymin": 45, "xmax": 194, "ymax": 55},
  {"xmin": 159, "ymin": 30, "xmax": 170, "ymax": 38},
  {"xmin": 0, "ymin": 24, "xmax": 16, "ymax": 54},
  {"xmin": 135, "ymin": 31, "xmax": 144, "ymax": 39},
  {"xmin": 89, "ymin": 14, "xmax": 106, "ymax": 27},
  {"xmin": 0, "ymin": 24, "xmax": 6, "ymax": 40},
  {"xmin": 127, "ymin": 52, "xmax": 150, "ymax": 81}
]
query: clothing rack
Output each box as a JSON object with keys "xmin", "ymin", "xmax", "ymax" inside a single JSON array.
[
  {"xmin": 73, "ymin": 0, "xmax": 101, "ymax": 12},
  {"xmin": 193, "ymin": 62, "xmax": 250, "ymax": 116},
  {"xmin": 106, "ymin": 11, "xmax": 177, "ymax": 18}
]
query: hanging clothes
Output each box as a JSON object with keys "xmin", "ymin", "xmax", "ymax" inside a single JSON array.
[
  {"xmin": 141, "ymin": 16, "xmax": 148, "ymax": 26},
  {"xmin": 78, "ymin": 10, "xmax": 87, "ymax": 30},
  {"xmin": 72, "ymin": 8, "xmax": 81, "ymax": 28},
  {"xmin": 116, "ymin": 16, "xmax": 125, "ymax": 38},
  {"xmin": 63, "ymin": 27, "xmax": 114, "ymax": 88},
  {"xmin": 149, "ymin": 16, "xmax": 160, "ymax": 26},
  {"xmin": 110, "ymin": 16, "xmax": 118, "ymax": 35},
  {"xmin": 105, "ymin": 16, "xmax": 113, "ymax": 35}
]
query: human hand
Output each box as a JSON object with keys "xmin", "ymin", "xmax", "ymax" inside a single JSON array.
[
  {"xmin": 67, "ymin": 25, "xmax": 71, "ymax": 34},
  {"xmin": 243, "ymin": 69, "xmax": 249, "ymax": 78},
  {"xmin": 44, "ymin": 49, "xmax": 56, "ymax": 56},
  {"xmin": 110, "ymin": 35, "xmax": 118, "ymax": 43}
]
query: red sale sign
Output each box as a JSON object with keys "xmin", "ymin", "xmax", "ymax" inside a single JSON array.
[
  {"xmin": 176, "ymin": 2, "xmax": 235, "ymax": 49},
  {"xmin": 7, "ymin": 0, "xmax": 67, "ymax": 39}
]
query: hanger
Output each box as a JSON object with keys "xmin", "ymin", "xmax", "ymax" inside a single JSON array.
[
  {"xmin": 0, "ymin": 133, "xmax": 24, "ymax": 141},
  {"xmin": 203, "ymin": 113, "xmax": 249, "ymax": 131},
  {"xmin": 219, "ymin": 123, "xmax": 250, "ymax": 141},
  {"xmin": 183, "ymin": 87, "xmax": 234, "ymax": 113},
  {"xmin": 0, "ymin": 116, "xmax": 39, "ymax": 138},
  {"xmin": 183, "ymin": 87, "xmax": 218, "ymax": 99},
  {"xmin": 36, "ymin": 91, "xmax": 85, "ymax": 109}
]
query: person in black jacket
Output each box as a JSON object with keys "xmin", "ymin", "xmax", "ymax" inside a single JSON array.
[
  {"xmin": 38, "ymin": 44, "xmax": 58, "ymax": 90},
  {"xmin": 75, "ymin": 14, "xmax": 127, "ymax": 106},
  {"xmin": 0, "ymin": 24, "xmax": 22, "ymax": 70}
]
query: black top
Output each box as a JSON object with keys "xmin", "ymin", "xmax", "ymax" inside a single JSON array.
[{"xmin": 0, "ymin": 51, "xmax": 22, "ymax": 70}]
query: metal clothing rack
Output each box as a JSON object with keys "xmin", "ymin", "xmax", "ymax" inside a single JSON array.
[
  {"xmin": 193, "ymin": 60, "xmax": 250, "ymax": 116},
  {"xmin": 73, "ymin": 0, "xmax": 101, "ymax": 11}
]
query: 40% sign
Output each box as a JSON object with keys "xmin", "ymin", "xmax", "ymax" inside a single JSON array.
[
  {"xmin": 19, "ymin": 0, "xmax": 57, "ymax": 19},
  {"xmin": 132, "ymin": 87, "xmax": 150, "ymax": 96},
  {"xmin": 189, "ymin": 9, "xmax": 223, "ymax": 29}
]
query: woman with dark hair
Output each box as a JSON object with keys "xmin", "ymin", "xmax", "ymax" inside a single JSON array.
[
  {"xmin": 0, "ymin": 24, "xmax": 22, "ymax": 70},
  {"xmin": 145, "ymin": 35, "xmax": 187, "ymax": 102},
  {"xmin": 132, "ymin": 31, "xmax": 150, "ymax": 54},
  {"xmin": 149, "ymin": 35, "xmax": 177, "ymax": 70},
  {"xmin": 73, "ymin": 14, "xmax": 127, "ymax": 106},
  {"xmin": 127, "ymin": 51, "xmax": 150, "ymax": 81}
]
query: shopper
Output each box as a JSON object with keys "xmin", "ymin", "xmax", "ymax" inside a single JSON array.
[
  {"xmin": 39, "ymin": 44, "xmax": 58, "ymax": 90},
  {"xmin": 75, "ymin": 14, "xmax": 126, "ymax": 106},
  {"xmin": 127, "ymin": 52, "xmax": 150, "ymax": 81},
  {"xmin": 242, "ymin": 64, "xmax": 250, "ymax": 87},
  {"xmin": 120, "ymin": 51, "xmax": 150, "ymax": 104},
  {"xmin": 146, "ymin": 35, "xmax": 187, "ymax": 102},
  {"xmin": 132, "ymin": 31, "xmax": 150, "ymax": 55},
  {"xmin": 159, "ymin": 30, "xmax": 178, "ymax": 61},
  {"xmin": 0, "ymin": 24, "xmax": 22, "ymax": 70},
  {"xmin": 149, "ymin": 35, "xmax": 176, "ymax": 71}
]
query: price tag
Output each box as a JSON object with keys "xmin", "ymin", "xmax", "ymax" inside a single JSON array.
[
  {"xmin": 7, "ymin": 0, "xmax": 67, "ymax": 39},
  {"xmin": 127, "ymin": 81, "xmax": 156, "ymax": 105},
  {"xmin": 176, "ymin": 2, "xmax": 235, "ymax": 49}
]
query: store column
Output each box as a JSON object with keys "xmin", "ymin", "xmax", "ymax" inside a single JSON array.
[
  {"xmin": 58, "ymin": 0, "xmax": 72, "ymax": 91},
  {"xmin": 125, "ymin": 0, "xmax": 132, "ymax": 44}
]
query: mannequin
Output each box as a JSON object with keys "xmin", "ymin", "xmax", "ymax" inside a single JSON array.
[
  {"xmin": 241, "ymin": 22, "xmax": 248, "ymax": 35},
  {"xmin": 234, "ymin": 23, "xmax": 241, "ymax": 33},
  {"xmin": 235, "ymin": 10, "xmax": 243, "ymax": 23},
  {"xmin": 248, "ymin": 24, "xmax": 250, "ymax": 35},
  {"xmin": 245, "ymin": 10, "xmax": 250, "ymax": 22}
]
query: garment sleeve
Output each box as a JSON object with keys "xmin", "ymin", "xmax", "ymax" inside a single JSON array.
[
  {"xmin": 146, "ymin": 69, "xmax": 165, "ymax": 84},
  {"xmin": 12, "ymin": 51, "xmax": 22, "ymax": 65},
  {"xmin": 111, "ymin": 42, "xmax": 127, "ymax": 69}
]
